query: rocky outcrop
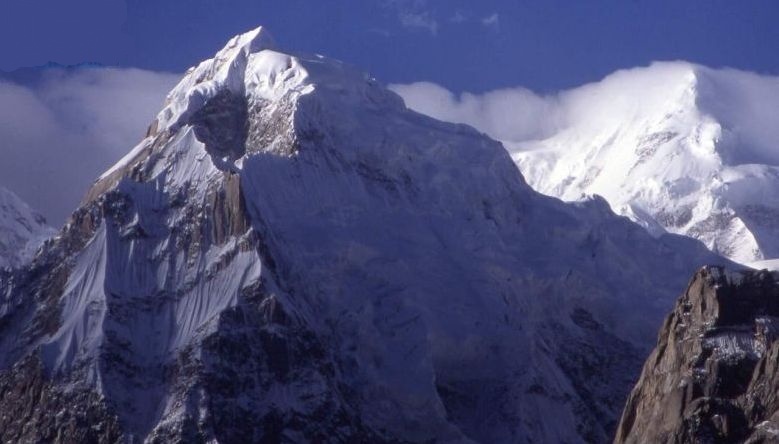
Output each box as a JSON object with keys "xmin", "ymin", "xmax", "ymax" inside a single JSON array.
[
  {"xmin": 615, "ymin": 266, "xmax": 779, "ymax": 443},
  {"xmin": 0, "ymin": 355, "xmax": 122, "ymax": 444}
]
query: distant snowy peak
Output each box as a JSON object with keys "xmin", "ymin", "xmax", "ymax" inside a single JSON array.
[
  {"xmin": 509, "ymin": 61, "xmax": 779, "ymax": 264},
  {"xmin": 0, "ymin": 187, "xmax": 54, "ymax": 269}
]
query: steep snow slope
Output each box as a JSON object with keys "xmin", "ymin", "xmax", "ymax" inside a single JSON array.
[
  {"xmin": 0, "ymin": 29, "xmax": 728, "ymax": 443},
  {"xmin": 507, "ymin": 62, "xmax": 779, "ymax": 264},
  {"xmin": 0, "ymin": 187, "xmax": 54, "ymax": 269}
]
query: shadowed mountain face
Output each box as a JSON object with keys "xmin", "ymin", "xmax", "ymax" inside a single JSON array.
[
  {"xmin": 0, "ymin": 28, "xmax": 728, "ymax": 443},
  {"xmin": 0, "ymin": 187, "xmax": 54, "ymax": 269},
  {"xmin": 616, "ymin": 266, "xmax": 779, "ymax": 444}
]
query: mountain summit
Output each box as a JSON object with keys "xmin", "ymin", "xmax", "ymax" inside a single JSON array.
[
  {"xmin": 510, "ymin": 61, "xmax": 779, "ymax": 265},
  {"xmin": 0, "ymin": 28, "xmax": 726, "ymax": 443}
]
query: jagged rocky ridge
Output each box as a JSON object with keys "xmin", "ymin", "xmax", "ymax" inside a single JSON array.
[
  {"xmin": 0, "ymin": 28, "xmax": 729, "ymax": 443},
  {"xmin": 0, "ymin": 186, "xmax": 54, "ymax": 269},
  {"xmin": 616, "ymin": 266, "xmax": 779, "ymax": 443}
]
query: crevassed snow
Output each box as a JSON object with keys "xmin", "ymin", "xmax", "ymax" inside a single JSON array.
[{"xmin": 0, "ymin": 186, "xmax": 55, "ymax": 269}]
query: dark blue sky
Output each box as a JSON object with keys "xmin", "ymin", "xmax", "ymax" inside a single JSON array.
[{"xmin": 2, "ymin": 0, "xmax": 778, "ymax": 93}]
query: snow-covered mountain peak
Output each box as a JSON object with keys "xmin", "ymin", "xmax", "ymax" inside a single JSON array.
[
  {"xmin": 565, "ymin": 61, "xmax": 699, "ymax": 122},
  {"xmin": 509, "ymin": 61, "xmax": 779, "ymax": 263},
  {"xmin": 0, "ymin": 30, "xmax": 729, "ymax": 443},
  {"xmin": 155, "ymin": 26, "xmax": 401, "ymax": 136},
  {"xmin": 156, "ymin": 26, "xmax": 277, "ymax": 130},
  {"xmin": 0, "ymin": 187, "xmax": 55, "ymax": 269},
  {"xmin": 101, "ymin": 27, "xmax": 406, "ymax": 189}
]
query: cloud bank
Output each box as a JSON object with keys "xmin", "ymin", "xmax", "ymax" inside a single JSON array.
[
  {"xmin": 0, "ymin": 67, "xmax": 179, "ymax": 225},
  {"xmin": 389, "ymin": 81, "xmax": 563, "ymax": 142},
  {"xmin": 384, "ymin": 1, "xmax": 504, "ymax": 36}
]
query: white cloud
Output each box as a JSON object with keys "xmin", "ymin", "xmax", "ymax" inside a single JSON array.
[
  {"xmin": 449, "ymin": 10, "xmax": 468, "ymax": 24},
  {"xmin": 481, "ymin": 13, "xmax": 500, "ymax": 29},
  {"xmin": 390, "ymin": 61, "xmax": 779, "ymax": 161},
  {"xmin": 384, "ymin": 0, "xmax": 440, "ymax": 36},
  {"xmin": 0, "ymin": 68, "xmax": 179, "ymax": 225},
  {"xmin": 389, "ymin": 81, "xmax": 562, "ymax": 142},
  {"xmin": 398, "ymin": 11, "xmax": 439, "ymax": 35}
]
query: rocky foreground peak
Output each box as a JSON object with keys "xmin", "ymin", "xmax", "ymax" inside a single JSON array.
[{"xmin": 616, "ymin": 266, "xmax": 779, "ymax": 443}]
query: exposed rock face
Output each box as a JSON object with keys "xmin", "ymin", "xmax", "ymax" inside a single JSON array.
[
  {"xmin": 615, "ymin": 266, "xmax": 779, "ymax": 444},
  {"xmin": 0, "ymin": 355, "xmax": 122, "ymax": 444}
]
